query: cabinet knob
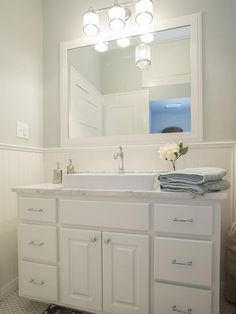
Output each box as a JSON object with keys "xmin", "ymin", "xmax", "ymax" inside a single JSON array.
[
  {"xmin": 91, "ymin": 236, "xmax": 97, "ymax": 243},
  {"xmin": 104, "ymin": 238, "xmax": 111, "ymax": 244},
  {"xmin": 172, "ymin": 305, "xmax": 192, "ymax": 313}
]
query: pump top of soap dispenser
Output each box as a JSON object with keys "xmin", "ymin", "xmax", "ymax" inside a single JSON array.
[{"xmin": 67, "ymin": 159, "xmax": 75, "ymax": 174}]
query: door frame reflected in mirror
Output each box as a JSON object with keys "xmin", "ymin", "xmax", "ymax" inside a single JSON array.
[{"xmin": 60, "ymin": 13, "xmax": 202, "ymax": 147}]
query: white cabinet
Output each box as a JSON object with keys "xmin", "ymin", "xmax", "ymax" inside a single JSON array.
[
  {"xmin": 155, "ymin": 283, "xmax": 212, "ymax": 314},
  {"xmin": 153, "ymin": 202, "xmax": 220, "ymax": 314},
  {"xmin": 60, "ymin": 229, "xmax": 149, "ymax": 314},
  {"xmin": 16, "ymin": 193, "xmax": 223, "ymax": 314},
  {"xmin": 154, "ymin": 204, "xmax": 213, "ymax": 236},
  {"xmin": 18, "ymin": 197, "xmax": 58, "ymax": 303},
  {"xmin": 103, "ymin": 232, "xmax": 149, "ymax": 314},
  {"xmin": 20, "ymin": 224, "xmax": 57, "ymax": 263},
  {"xmin": 60, "ymin": 228, "xmax": 102, "ymax": 312},
  {"xmin": 20, "ymin": 261, "xmax": 58, "ymax": 302},
  {"xmin": 154, "ymin": 237, "xmax": 213, "ymax": 287}
]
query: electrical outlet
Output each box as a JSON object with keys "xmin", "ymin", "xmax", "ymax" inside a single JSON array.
[{"xmin": 17, "ymin": 121, "xmax": 29, "ymax": 140}]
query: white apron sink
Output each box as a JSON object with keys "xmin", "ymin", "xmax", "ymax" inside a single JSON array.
[{"xmin": 62, "ymin": 172, "xmax": 157, "ymax": 190}]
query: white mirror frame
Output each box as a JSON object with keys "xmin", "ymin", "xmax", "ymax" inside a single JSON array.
[{"xmin": 60, "ymin": 13, "xmax": 202, "ymax": 147}]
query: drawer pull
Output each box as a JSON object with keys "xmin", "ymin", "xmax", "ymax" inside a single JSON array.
[
  {"xmin": 172, "ymin": 305, "xmax": 192, "ymax": 313},
  {"xmin": 172, "ymin": 259, "xmax": 192, "ymax": 267},
  {"xmin": 104, "ymin": 238, "xmax": 111, "ymax": 244},
  {"xmin": 91, "ymin": 236, "xmax": 97, "ymax": 243},
  {"xmin": 29, "ymin": 279, "xmax": 45, "ymax": 286},
  {"xmin": 172, "ymin": 217, "xmax": 194, "ymax": 223},
  {"xmin": 28, "ymin": 208, "xmax": 44, "ymax": 212},
  {"xmin": 28, "ymin": 241, "xmax": 44, "ymax": 247}
]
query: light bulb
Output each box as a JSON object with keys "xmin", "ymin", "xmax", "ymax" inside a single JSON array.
[
  {"xmin": 135, "ymin": 0, "xmax": 153, "ymax": 26},
  {"xmin": 83, "ymin": 10, "xmax": 100, "ymax": 36},
  {"xmin": 140, "ymin": 33, "xmax": 155, "ymax": 43},
  {"xmin": 135, "ymin": 43, "xmax": 151, "ymax": 70},
  {"xmin": 108, "ymin": 5, "xmax": 126, "ymax": 31},
  {"xmin": 95, "ymin": 42, "xmax": 108, "ymax": 53},
  {"xmin": 117, "ymin": 38, "xmax": 131, "ymax": 48}
]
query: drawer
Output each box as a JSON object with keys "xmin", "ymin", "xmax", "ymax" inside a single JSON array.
[
  {"xmin": 20, "ymin": 261, "xmax": 58, "ymax": 302},
  {"xmin": 20, "ymin": 224, "xmax": 57, "ymax": 263},
  {"xmin": 19, "ymin": 197, "xmax": 56, "ymax": 223},
  {"xmin": 155, "ymin": 283, "xmax": 212, "ymax": 314},
  {"xmin": 154, "ymin": 237, "xmax": 212, "ymax": 287},
  {"xmin": 60, "ymin": 200, "xmax": 149, "ymax": 231},
  {"xmin": 154, "ymin": 204, "xmax": 213, "ymax": 236}
]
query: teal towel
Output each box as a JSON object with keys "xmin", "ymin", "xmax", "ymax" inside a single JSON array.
[
  {"xmin": 160, "ymin": 179, "xmax": 230, "ymax": 195},
  {"xmin": 158, "ymin": 167, "xmax": 227, "ymax": 184}
]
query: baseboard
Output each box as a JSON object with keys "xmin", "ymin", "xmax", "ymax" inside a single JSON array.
[{"xmin": 0, "ymin": 277, "xmax": 18, "ymax": 301}]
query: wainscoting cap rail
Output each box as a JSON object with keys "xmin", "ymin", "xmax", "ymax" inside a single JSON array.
[{"xmin": 0, "ymin": 143, "xmax": 43, "ymax": 153}]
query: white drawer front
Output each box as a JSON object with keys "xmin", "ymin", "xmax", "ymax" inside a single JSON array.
[
  {"xmin": 155, "ymin": 283, "xmax": 212, "ymax": 314},
  {"xmin": 154, "ymin": 204, "xmax": 213, "ymax": 236},
  {"xmin": 60, "ymin": 200, "xmax": 149, "ymax": 231},
  {"xmin": 20, "ymin": 261, "xmax": 58, "ymax": 302},
  {"xmin": 19, "ymin": 197, "xmax": 56, "ymax": 223},
  {"xmin": 154, "ymin": 237, "xmax": 212, "ymax": 287},
  {"xmin": 20, "ymin": 224, "xmax": 57, "ymax": 263}
]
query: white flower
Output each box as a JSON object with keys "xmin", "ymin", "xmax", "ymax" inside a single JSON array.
[{"xmin": 159, "ymin": 143, "xmax": 179, "ymax": 161}]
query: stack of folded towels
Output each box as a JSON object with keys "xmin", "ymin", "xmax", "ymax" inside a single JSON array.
[{"xmin": 158, "ymin": 167, "xmax": 230, "ymax": 195}]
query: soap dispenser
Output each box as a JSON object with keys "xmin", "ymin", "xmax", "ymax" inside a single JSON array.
[
  {"xmin": 67, "ymin": 159, "xmax": 75, "ymax": 174},
  {"xmin": 53, "ymin": 162, "xmax": 62, "ymax": 184}
]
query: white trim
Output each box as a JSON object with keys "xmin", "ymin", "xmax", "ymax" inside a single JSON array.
[
  {"xmin": 0, "ymin": 277, "xmax": 18, "ymax": 301},
  {"xmin": 44, "ymin": 141, "xmax": 236, "ymax": 153},
  {"xmin": 0, "ymin": 143, "xmax": 43, "ymax": 153},
  {"xmin": 60, "ymin": 13, "xmax": 203, "ymax": 147},
  {"xmin": 1, "ymin": 141, "xmax": 235, "ymax": 154}
]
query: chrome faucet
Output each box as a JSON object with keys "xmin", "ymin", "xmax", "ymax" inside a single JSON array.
[{"xmin": 113, "ymin": 146, "xmax": 124, "ymax": 173}]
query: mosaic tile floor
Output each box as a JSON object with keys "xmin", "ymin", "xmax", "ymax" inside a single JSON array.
[{"xmin": 0, "ymin": 290, "xmax": 236, "ymax": 313}]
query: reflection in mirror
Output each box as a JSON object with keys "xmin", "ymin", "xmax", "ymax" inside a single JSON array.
[{"xmin": 67, "ymin": 26, "xmax": 191, "ymax": 139}]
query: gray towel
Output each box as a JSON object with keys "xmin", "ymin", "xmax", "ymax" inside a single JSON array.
[
  {"xmin": 160, "ymin": 179, "xmax": 230, "ymax": 195},
  {"xmin": 158, "ymin": 167, "xmax": 227, "ymax": 184}
]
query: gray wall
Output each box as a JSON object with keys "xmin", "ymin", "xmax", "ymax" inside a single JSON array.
[
  {"xmin": 43, "ymin": 0, "xmax": 236, "ymax": 147},
  {"xmin": 0, "ymin": 0, "xmax": 43, "ymax": 147}
]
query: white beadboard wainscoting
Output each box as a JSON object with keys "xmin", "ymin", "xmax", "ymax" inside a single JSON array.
[
  {"xmin": 0, "ymin": 144, "xmax": 44, "ymax": 301},
  {"xmin": 44, "ymin": 142, "xmax": 235, "ymax": 278}
]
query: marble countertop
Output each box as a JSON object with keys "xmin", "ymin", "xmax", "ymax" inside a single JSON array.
[{"xmin": 12, "ymin": 183, "xmax": 228, "ymax": 200}]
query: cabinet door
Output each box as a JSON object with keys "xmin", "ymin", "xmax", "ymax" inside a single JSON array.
[
  {"xmin": 103, "ymin": 232, "xmax": 149, "ymax": 314},
  {"xmin": 60, "ymin": 228, "xmax": 102, "ymax": 312}
]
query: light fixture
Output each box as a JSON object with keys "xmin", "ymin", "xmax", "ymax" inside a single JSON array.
[
  {"xmin": 135, "ymin": 0, "xmax": 153, "ymax": 26},
  {"xmin": 83, "ymin": 1, "xmax": 155, "ymax": 38},
  {"xmin": 95, "ymin": 42, "xmax": 108, "ymax": 53},
  {"xmin": 135, "ymin": 43, "xmax": 151, "ymax": 70},
  {"xmin": 108, "ymin": 3, "xmax": 126, "ymax": 31},
  {"xmin": 117, "ymin": 37, "xmax": 131, "ymax": 48},
  {"xmin": 140, "ymin": 32, "xmax": 155, "ymax": 43},
  {"xmin": 83, "ymin": 9, "xmax": 100, "ymax": 36}
]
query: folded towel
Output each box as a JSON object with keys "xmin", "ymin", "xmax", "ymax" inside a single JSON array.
[
  {"xmin": 160, "ymin": 179, "xmax": 230, "ymax": 195},
  {"xmin": 158, "ymin": 167, "xmax": 227, "ymax": 184}
]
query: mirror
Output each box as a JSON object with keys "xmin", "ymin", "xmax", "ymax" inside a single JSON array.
[{"xmin": 60, "ymin": 14, "xmax": 202, "ymax": 146}]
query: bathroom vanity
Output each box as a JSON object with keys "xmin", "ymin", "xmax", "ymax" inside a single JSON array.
[{"xmin": 14, "ymin": 183, "xmax": 226, "ymax": 314}]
